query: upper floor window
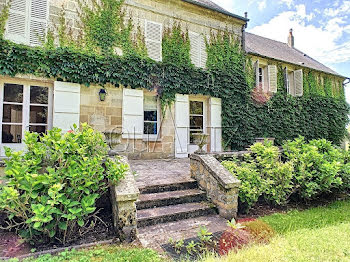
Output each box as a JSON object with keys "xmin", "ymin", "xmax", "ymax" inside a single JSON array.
[
  {"xmin": 0, "ymin": 79, "xmax": 53, "ymax": 154},
  {"xmin": 286, "ymin": 69, "xmax": 303, "ymax": 96},
  {"xmin": 145, "ymin": 20, "xmax": 162, "ymax": 62},
  {"xmin": 189, "ymin": 32, "xmax": 207, "ymax": 68},
  {"xmin": 6, "ymin": 0, "xmax": 49, "ymax": 46},
  {"xmin": 258, "ymin": 67, "xmax": 263, "ymax": 85}
]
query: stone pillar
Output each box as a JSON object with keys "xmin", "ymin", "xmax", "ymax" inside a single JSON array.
[
  {"xmin": 190, "ymin": 154, "xmax": 241, "ymax": 219},
  {"xmin": 110, "ymin": 156, "xmax": 139, "ymax": 242}
]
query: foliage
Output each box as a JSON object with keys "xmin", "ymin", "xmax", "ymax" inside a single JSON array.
[
  {"xmin": 0, "ymin": 124, "xmax": 127, "ymax": 244},
  {"xmin": 0, "ymin": 0, "xmax": 10, "ymax": 39},
  {"xmin": 162, "ymin": 23, "xmax": 191, "ymax": 66},
  {"xmin": 242, "ymin": 220, "xmax": 275, "ymax": 243},
  {"xmin": 223, "ymin": 138, "xmax": 350, "ymax": 212},
  {"xmin": 203, "ymin": 200, "xmax": 350, "ymax": 262},
  {"xmin": 18, "ymin": 245, "xmax": 163, "ymax": 262},
  {"xmin": 283, "ymin": 136, "xmax": 348, "ymax": 200},
  {"xmin": 218, "ymin": 227, "xmax": 251, "ymax": 255}
]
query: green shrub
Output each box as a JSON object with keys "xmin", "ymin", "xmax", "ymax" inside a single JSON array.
[
  {"xmin": 0, "ymin": 124, "xmax": 126, "ymax": 244},
  {"xmin": 283, "ymin": 136, "xmax": 345, "ymax": 200},
  {"xmin": 223, "ymin": 137, "xmax": 349, "ymax": 213}
]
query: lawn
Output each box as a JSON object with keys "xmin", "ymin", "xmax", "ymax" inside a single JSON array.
[
  {"xmin": 203, "ymin": 200, "xmax": 350, "ymax": 262},
  {"xmin": 5, "ymin": 245, "xmax": 164, "ymax": 262}
]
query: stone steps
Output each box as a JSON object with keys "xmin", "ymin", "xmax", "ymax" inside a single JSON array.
[
  {"xmin": 138, "ymin": 180, "xmax": 198, "ymax": 194},
  {"xmin": 136, "ymin": 189, "xmax": 207, "ymax": 210},
  {"xmin": 137, "ymin": 202, "xmax": 216, "ymax": 228}
]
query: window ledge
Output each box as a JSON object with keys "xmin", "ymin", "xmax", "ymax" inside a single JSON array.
[{"xmin": 143, "ymin": 136, "xmax": 162, "ymax": 142}]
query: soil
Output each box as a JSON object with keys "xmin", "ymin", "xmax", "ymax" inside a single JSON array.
[{"xmin": 0, "ymin": 192, "xmax": 117, "ymax": 258}]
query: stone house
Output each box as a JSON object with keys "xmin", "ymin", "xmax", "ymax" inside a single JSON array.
[{"xmin": 0, "ymin": 0, "xmax": 347, "ymax": 160}]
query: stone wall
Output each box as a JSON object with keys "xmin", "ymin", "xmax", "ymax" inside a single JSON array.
[
  {"xmin": 190, "ymin": 154, "xmax": 240, "ymax": 219},
  {"xmin": 110, "ymin": 156, "xmax": 139, "ymax": 242},
  {"xmin": 80, "ymin": 85, "xmax": 175, "ymax": 159}
]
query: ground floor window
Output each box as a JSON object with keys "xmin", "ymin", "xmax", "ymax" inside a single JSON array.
[
  {"xmin": 189, "ymin": 100, "xmax": 204, "ymax": 144},
  {"xmin": 143, "ymin": 95, "xmax": 158, "ymax": 137},
  {"xmin": 0, "ymin": 79, "xmax": 52, "ymax": 145}
]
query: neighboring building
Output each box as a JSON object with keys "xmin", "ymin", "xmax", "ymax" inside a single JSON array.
[
  {"xmin": 0, "ymin": 0, "xmax": 347, "ymax": 159},
  {"xmin": 246, "ymin": 29, "xmax": 346, "ymax": 96}
]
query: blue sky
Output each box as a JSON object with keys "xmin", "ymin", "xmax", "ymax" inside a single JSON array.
[{"xmin": 212, "ymin": 0, "xmax": 350, "ymax": 103}]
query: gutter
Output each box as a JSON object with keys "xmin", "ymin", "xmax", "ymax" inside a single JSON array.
[{"xmin": 182, "ymin": 0, "xmax": 249, "ymax": 22}]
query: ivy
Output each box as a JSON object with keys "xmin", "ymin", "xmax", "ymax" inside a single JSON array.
[
  {"xmin": 0, "ymin": 1, "xmax": 10, "ymax": 39},
  {"xmin": 162, "ymin": 23, "xmax": 191, "ymax": 67}
]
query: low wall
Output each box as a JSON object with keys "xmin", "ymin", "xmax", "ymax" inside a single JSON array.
[
  {"xmin": 110, "ymin": 156, "xmax": 139, "ymax": 242},
  {"xmin": 190, "ymin": 154, "xmax": 241, "ymax": 219}
]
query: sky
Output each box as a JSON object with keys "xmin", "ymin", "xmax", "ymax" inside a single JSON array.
[{"xmin": 212, "ymin": 0, "xmax": 350, "ymax": 103}]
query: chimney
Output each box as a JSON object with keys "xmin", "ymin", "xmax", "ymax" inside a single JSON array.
[{"xmin": 288, "ymin": 28, "xmax": 294, "ymax": 48}]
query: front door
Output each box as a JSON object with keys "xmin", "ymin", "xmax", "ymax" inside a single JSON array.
[{"xmin": 188, "ymin": 98, "xmax": 207, "ymax": 154}]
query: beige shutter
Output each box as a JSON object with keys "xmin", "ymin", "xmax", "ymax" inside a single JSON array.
[
  {"xmin": 294, "ymin": 69, "xmax": 303, "ymax": 96},
  {"xmin": 200, "ymin": 34, "xmax": 207, "ymax": 69},
  {"xmin": 122, "ymin": 88, "xmax": 143, "ymax": 139},
  {"xmin": 210, "ymin": 97, "xmax": 222, "ymax": 152},
  {"xmin": 254, "ymin": 60, "xmax": 259, "ymax": 87},
  {"xmin": 6, "ymin": 0, "xmax": 28, "ymax": 44},
  {"xmin": 145, "ymin": 20, "xmax": 162, "ymax": 61},
  {"xmin": 53, "ymin": 81, "xmax": 81, "ymax": 133},
  {"xmin": 175, "ymin": 94, "xmax": 189, "ymax": 158},
  {"xmin": 189, "ymin": 32, "xmax": 200, "ymax": 67},
  {"xmin": 268, "ymin": 65, "xmax": 278, "ymax": 93},
  {"xmin": 29, "ymin": 0, "xmax": 49, "ymax": 46}
]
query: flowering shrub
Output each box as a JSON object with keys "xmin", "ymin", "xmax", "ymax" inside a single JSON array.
[{"xmin": 0, "ymin": 124, "xmax": 127, "ymax": 244}]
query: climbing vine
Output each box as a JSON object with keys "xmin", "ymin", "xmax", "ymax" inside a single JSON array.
[
  {"xmin": 162, "ymin": 23, "xmax": 191, "ymax": 66},
  {"xmin": 0, "ymin": 1, "xmax": 10, "ymax": 39}
]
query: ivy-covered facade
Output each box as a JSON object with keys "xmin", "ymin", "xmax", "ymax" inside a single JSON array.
[{"xmin": 0, "ymin": 0, "xmax": 347, "ymax": 160}]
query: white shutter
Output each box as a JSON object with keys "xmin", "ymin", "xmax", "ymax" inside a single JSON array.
[
  {"xmin": 294, "ymin": 69, "xmax": 303, "ymax": 96},
  {"xmin": 29, "ymin": 0, "xmax": 49, "ymax": 46},
  {"xmin": 175, "ymin": 94, "xmax": 189, "ymax": 158},
  {"xmin": 210, "ymin": 97, "xmax": 222, "ymax": 153},
  {"xmin": 268, "ymin": 65, "xmax": 278, "ymax": 93},
  {"xmin": 189, "ymin": 32, "xmax": 200, "ymax": 67},
  {"xmin": 200, "ymin": 34, "xmax": 207, "ymax": 68},
  {"xmin": 122, "ymin": 88, "xmax": 143, "ymax": 139},
  {"xmin": 6, "ymin": 0, "xmax": 28, "ymax": 44},
  {"xmin": 145, "ymin": 20, "xmax": 162, "ymax": 61},
  {"xmin": 53, "ymin": 81, "xmax": 80, "ymax": 133},
  {"xmin": 254, "ymin": 60, "xmax": 259, "ymax": 87}
]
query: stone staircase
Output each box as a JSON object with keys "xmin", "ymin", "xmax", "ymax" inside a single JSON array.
[{"xmin": 136, "ymin": 180, "xmax": 216, "ymax": 228}]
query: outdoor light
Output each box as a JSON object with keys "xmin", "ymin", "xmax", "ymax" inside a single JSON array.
[{"xmin": 98, "ymin": 88, "xmax": 107, "ymax": 101}]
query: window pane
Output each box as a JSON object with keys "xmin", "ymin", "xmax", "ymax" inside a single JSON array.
[
  {"xmin": 29, "ymin": 125, "xmax": 46, "ymax": 135},
  {"xmin": 144, "ymin": 122, "xmax": 157, "ymax": 135},
  {"xmin": 144, "ymin": 96, "xmax": 157, "ymax": 110},
  {"xmin": 2, "ymin": 104, "xmax": 22, "ymax": 123},
  {"xmin": 30, "ymin": 106, "xmax": 47, "ymax": 124},
  {"xmin": 190, "ymin": 116, "xmax": 203, "ymax": 129},
  {"xmin": 4, "ymin": 84, "xmax": 23, "ymax": 103},
  {"xmin": 190, "ymin": 130, "xmax": 203, "ymax": 144},
  {"xmin": 190, "ymin": 101, "xmax": 203, "ymax": 115},
  {"xmin": 30, "ymin": 86, "xmax": 48, "ymax": 104},
  {"xmin": 144, "ymin": 110, "xmax": 157, "ymax": 121},
  {"xmin": 2, "ymin": 125, "xmax": 22, "ymax": 143}
]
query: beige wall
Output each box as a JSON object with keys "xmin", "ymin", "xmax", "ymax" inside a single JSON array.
[{"xmin": 80, "ymin": 85, "xmax": 176, "ymax": 159}]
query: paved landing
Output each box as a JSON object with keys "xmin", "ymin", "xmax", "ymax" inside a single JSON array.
[
  {"xmin": 130, "ymin": 158, "xmax": 193, "ymax": 189},
  {"xmin": 137, "ymin": 215, "xmax": 228, "ymax": 251}
]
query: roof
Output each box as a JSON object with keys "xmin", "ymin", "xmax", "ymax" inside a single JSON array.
[
  {"xmin": 182, "ymin": 0, "xmax": 249, "ymax": 22},
  {"xmin": 245, "ymin": 32, "xmax": 342, "ymax": 77}
]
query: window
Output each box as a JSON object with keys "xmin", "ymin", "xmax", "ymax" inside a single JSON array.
[
  {"xmin": 0, "ymin": 80, "xmax": 52, "ymax": 146},
  {"xmin": 189, "ymin": 100, "xmax": 204, "ymax": 144},
  {"xmin": 6, "ymin": 0, "xmax": 49, "ymax": 46},
  {"xmin": 145, "ymin": 20, "xmax": 162, "ymax": 61},
  {"xmin": 258, "ymin": 67, "xmax": 263, "ymax": 85},
  {"xmin": 143, "ymin": 95, "xmax": 158, "ymax": 136}
]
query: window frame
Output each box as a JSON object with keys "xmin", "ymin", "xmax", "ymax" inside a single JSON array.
[
  {"xmin": 143, "ymin": 93, "xmax": 160, "ymax": 141},
  {"xmin": 0, "ymin": 77, "xmax": 53, "ymax": 153},
  {"xmin": 189, "ymin": 97, "xmax": 207, "ymax": 145}
]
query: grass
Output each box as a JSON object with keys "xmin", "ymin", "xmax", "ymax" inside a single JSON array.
[
  {"xmin": 202, "ymin": 200, "xmax": 350, "ymax": 262},
  {"xmin": 6, "ymin": 245, "xmax": 164, "ymax": 262}
]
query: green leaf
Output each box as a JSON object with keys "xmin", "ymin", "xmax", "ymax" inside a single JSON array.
[{"xmin": 58, "ymin": 221, "xmax": 67, "ymax": 231}]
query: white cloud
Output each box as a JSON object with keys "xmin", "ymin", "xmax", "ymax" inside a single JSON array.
[
  {"xmin": 258, "ymin": 0, "xmax": 267, "ymax": 11},
  {"xmin": 279, "ymin": 0, "xmax": 294, "ymax": 8},
  {"xmin": 248, "ymin": 4, "xmax": 350, "ymax": 65},
  {"xmin": 324, "ymin": 1, "xmax": 350, "ymax": 17}
]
